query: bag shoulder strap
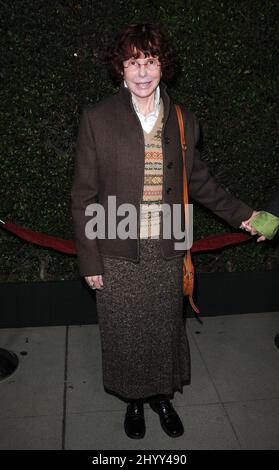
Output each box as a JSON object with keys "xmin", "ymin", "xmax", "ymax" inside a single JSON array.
[
  {"xmin": 174, "ymin": 104, "xmax": 189, "ymax": 208},
  {"xmin": 174, "ymin": 104, "xmax": 191, "ymax": 246},
  {"xmin": 175, "ymin": 104, "xmax": 200, "ymax": 315}
]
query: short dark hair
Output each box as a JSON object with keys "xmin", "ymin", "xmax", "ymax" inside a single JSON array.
[{"xmin": 106, "ymin": 23, "xmax": 177, "ymax": 84}]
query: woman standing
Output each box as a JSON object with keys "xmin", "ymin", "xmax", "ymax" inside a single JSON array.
[{"xmin": 71, "ymin": 23, "xmax": 257, "ymax": 439}]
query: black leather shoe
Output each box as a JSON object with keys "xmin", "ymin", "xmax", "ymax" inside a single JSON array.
[
  {"xmin": 149, "ymin": 398, "xmax": 184, "ymax": 437},
  {"xmin": 124, "ymin": 400, "xmax": 145, "ymax": 439}
]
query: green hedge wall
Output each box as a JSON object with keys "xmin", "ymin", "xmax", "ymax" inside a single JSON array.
[{"xmin": 1, "ymin": 0, "xmax": 278, "ymax": 282}]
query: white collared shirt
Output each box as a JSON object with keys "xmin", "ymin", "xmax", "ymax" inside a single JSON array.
[{"xmin": 124, "ymin": 80, "xmax": 161, "ymax": 134}]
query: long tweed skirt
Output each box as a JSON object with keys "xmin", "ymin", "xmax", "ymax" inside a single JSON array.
[{"xmin": 95, "ymin": 238, "xmax": 191, "ymax": 400}]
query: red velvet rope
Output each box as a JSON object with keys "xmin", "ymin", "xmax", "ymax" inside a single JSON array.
[{"xmin": 0, "ymin": 220, "xmax": 251, "ymax": 254}]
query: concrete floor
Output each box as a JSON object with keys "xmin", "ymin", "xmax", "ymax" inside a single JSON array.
[{"xmin": 0, "ymin": 312, "xmax": 278, "ymax": 450}]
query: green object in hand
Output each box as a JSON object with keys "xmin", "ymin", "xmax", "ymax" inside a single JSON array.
[{"xmin": 251, "ymin": 211, "xmax": 279, "ymax": 240}]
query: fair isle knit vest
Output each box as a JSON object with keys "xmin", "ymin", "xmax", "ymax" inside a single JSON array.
[{"xmin": 140, "ymin": 99, "xmax": 164, "ymax": 239}]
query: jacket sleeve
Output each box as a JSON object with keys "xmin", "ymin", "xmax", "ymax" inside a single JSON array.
[
  {"xmin": 188, "ymin": 113, "xmax": 254, "ymax": 229},
  {"xmin": 71, "ymin": 107, "xmax": 104, "ymax": 276}
]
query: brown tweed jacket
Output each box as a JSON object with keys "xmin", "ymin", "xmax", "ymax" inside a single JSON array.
[{"xmin": 71, "ymin": 82, "xmax": 253, "ymax": 276}]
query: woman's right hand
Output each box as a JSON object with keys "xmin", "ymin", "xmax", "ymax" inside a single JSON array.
[{"xmin": 85, "ymin": 275, "xmax": 104, "ymax": 290}]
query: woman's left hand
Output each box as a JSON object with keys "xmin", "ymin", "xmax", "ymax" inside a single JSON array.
[{"xmin": 240, "ymin": 210, "xmax": 266, "ymax": 242}]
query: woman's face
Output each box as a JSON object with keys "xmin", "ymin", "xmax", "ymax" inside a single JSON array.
[{"xmin": 123, "ymin": 50, "xmax": 161, "ymax": 101}]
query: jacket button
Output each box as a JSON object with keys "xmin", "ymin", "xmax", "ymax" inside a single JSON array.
[
  {"xmin": 167, "ymin": 162, "xmax": 173, "ymax": 169},
  {"xmin": 166, "ymin": 187, "xmax": 172, "ymax": 194},
  {"xmin": 164, "ymin": 137, "xmax": 170, "ymax": 144}
]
